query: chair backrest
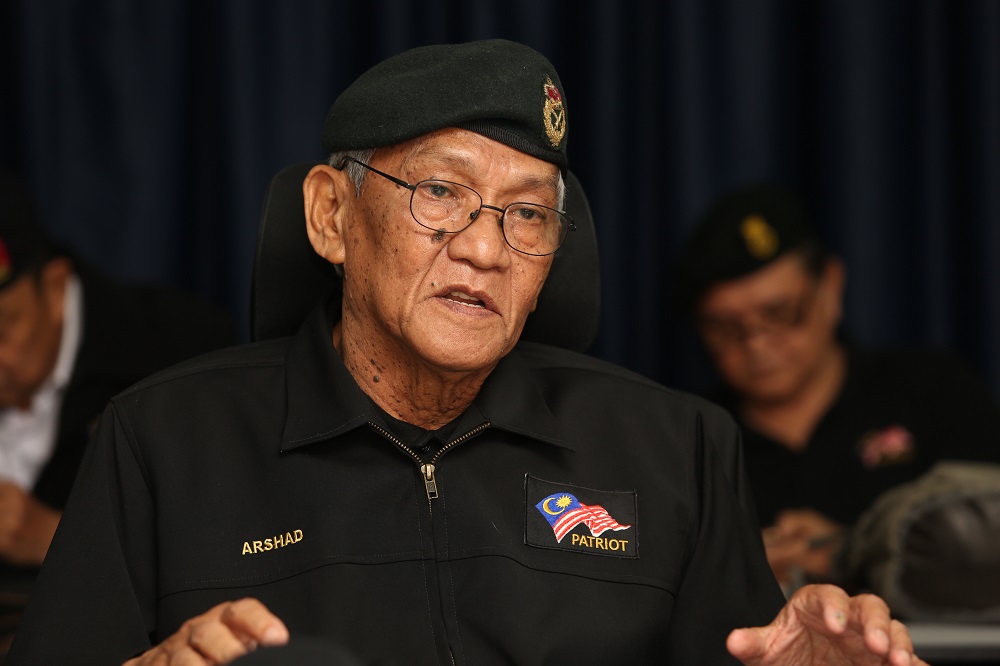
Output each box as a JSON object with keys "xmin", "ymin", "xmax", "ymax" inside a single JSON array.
[{"xmin": 250, "ymin": 162, "xmax": 600, "ymax": 352}]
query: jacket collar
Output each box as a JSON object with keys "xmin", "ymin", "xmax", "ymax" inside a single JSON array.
[{"xmin": 280, "ymin": 298, "xmax": 571, "ymax": 452}]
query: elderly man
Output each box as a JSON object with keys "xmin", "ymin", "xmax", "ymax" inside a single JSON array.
[
  {"xmin": 674, "ymin": 184, "xmax": 1000, "ymax": 590},
  {"xmin": 10, "ymin": 41, "xmax": 924, "ymax": 665}
]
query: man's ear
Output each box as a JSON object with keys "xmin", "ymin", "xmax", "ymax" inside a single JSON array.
[
  {"xmin": 303, "ymin": 164, "xmax": 354, "ymax": 266},
  {"xmin": 820, "ymin": 256, "xmax": 846, "ymax": 325},
  {"xmin": 39, "ymin": 257, "xmax": 73, "ymax": 322}
]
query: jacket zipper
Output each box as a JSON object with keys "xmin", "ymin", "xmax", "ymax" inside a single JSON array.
[
  {"xmin": 368, "ymin": 421, "xmax": 492, "ymax": 510},
  {"xmin": 368, "ymin": 420, "xmax": 490, "ymax": 666}
]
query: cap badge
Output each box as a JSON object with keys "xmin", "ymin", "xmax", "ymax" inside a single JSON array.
[
  {"xmin": 740, "ymin": 215, "xmax": 779, "ymax": 260},
  {"xmin": 542, "ymin": 77, "xmax": 566, "ymax": 148},
  {"xmin": 0, "ymin": 239, "xmax": 11, "ymax": 285}
]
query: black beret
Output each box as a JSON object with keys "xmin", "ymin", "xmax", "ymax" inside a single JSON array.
[
  {"xmin": 322, "ymin": 39, "xmax": 569, "ymax": 173},
  {"xmin": 673, "ymin": 184, "xmax": 820, "ymax": 313},
  {"xmin": 0, "ymin": 170, "xmax": 53, "ymax": 290}
]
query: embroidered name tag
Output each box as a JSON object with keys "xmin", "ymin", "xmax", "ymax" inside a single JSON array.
[
  {"xmin": 241, "ymin": 529, "xmax": 303, "ymax": 555},
  {"xmin": 524, "ymin": 475, "xmax": 638, "ymax": 558}
]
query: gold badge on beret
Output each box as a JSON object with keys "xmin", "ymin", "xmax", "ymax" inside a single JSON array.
[
  {"xmin": 542, "ymin": 77, "xmax": 566, "ymax": 148},
  {"xmin": 740, "ymin": 215, "xmax": 779, "ymax": 260}
]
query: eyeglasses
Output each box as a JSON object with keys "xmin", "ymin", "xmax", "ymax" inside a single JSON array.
[
  {"xmin": 698, "ymin": 283, "xmax": 819, "ymax": 348},
  {"xmin": 336, "ymin": 156, "xmax": 575, "ymax": 256}
]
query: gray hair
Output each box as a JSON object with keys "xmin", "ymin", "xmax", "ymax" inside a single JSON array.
[
  {"xmin": 328, "ymin": 148, "xmax": 376, "ymax": 196},
  {"xmin": 325, "ymin": 149, "xmax": 375, "ymax": 279}
]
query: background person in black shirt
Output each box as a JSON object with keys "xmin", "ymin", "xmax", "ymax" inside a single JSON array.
[{"xmin": 674, "ymin": 183, "xmax": 1000, "ymax": 590}]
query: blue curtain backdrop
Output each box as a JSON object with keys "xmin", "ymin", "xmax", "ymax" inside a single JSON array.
[{"xmin": 2, "ymin": 0, "xmax": 999, "ymax": 397}]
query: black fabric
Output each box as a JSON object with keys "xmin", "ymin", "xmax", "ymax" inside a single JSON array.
[
  {"xmin": 9, "ymin": 298, "xmax": 785, "ymax": 665},
  {"xmin": 30, "ymin": 260, "xmax": 237, "ymax": 511},
  {"xmin": 232, "ymin": 639, "xmax": 364, "ymax": 666},
  {"xmin": 322, "ymin": 40, "xmax": 568, "ymax": 172},
  {"xmin": 251, "ymin": 164, "xmax": 600, "ymax": 352},
  {"xmin": 0, "ymin": 170, "xmax": 52, "ymax": 289},
  {"xmin": 715, "ymin": 346, "xmax": 1000, "ymax": 528},
  {"xmin": 4, "ymin": 3, "xmax": 1000, "ymax": 398}
]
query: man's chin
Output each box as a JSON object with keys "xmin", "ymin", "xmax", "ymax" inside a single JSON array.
[
  {"xmin": 420, "ymin": 339, "xmax": 509, "ymax": 375},
  {"xmin": 413, "ymin": 325, "xmax": 514, "ymax": 371},
  {"xmin": 0, "ymin": 392, "xmax": 29, "ymax": 411}
]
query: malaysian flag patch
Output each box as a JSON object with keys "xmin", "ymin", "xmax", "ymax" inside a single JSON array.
[{"xmin": 524, "ymin": 475, "xmax": 638, "ymax": 558}]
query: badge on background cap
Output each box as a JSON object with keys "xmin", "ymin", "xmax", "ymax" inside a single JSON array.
[
  {"xmin": 542, "ymin": 77, "xmax": 566, "ymax": 148},
  {"xmin": 740, "ymin": 214, "xmax": 780, "ymax": 260}
]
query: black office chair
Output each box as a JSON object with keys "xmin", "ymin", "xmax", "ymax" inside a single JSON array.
[{"xmin": 250, "ymin": 162, "xmax": 600, "ymax": 352}]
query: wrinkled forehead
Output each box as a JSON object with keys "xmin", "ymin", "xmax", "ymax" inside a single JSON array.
[{"xmin": 380, "ymin": 129, "xmax": 564, "ymax": 205}]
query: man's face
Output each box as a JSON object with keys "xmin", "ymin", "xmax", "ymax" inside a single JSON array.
[
  {"xmin": 335, "ymin": 128, "xmax": 557, "ymax": 375},
  {"xmin": 696, "ymin": 253, "xmax": 843, "ymax": 404},
  {"xmin": 0, "ymin": 262, "xmax": 67, "ymax": 410}
]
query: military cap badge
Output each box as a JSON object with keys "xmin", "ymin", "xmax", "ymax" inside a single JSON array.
[
  {"xmin": 542, "ymin": 77, "xmax": 566, "ymax": 148},
  {"xmin": 740, "ymin": 214, "xmax": 780, "ymax": 260}
]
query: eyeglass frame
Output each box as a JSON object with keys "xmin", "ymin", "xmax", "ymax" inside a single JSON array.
[{"xmin": 333, "ymin": 156, "xmax": 576, "ymax": 256}]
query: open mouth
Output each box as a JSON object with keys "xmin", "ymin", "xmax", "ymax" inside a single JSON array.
[{"xmin": 442, "ymin": 290, "xmax": 486, "ymax": 309}]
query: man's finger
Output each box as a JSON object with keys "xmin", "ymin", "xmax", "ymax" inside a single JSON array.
[
  {"xmin": 134, "ymin": 643, "xmax": 206, "ymax": 666},
  {"xmin": 786, "ymin": 583, "xmax": 851, "ymax": 634},
  {"xmin": 885, "ymin": 618, "xmax": 920, "ymax": 665},
  {"xmin": 725, "ymin": 626, "xmax": 767, "ymax": 663},
  {"xmin": 125, "ymin": 599, "xmax": 289, "ymax": 666},
  {"xmin": 845, "ymin": 592, "xmax": 893, "ymax": 654},
  {"xmin": 219, "ymin": 598, "xmax": 290, "ymax": 647},
  {"xmin": 164, "ymin": 644, "xmax": 212, "ymax": 666},
  {"xmin": 188, "ymin": 619, "xmax": 258, "ymax": 663}
]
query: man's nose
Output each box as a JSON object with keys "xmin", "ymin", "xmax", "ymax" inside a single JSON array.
[
  {"xmin": 465, "ymin": 204, "xmax": 508, "ymax": 239},
  {"xmin": 451, "ymin": 204, "xmax": 510, "ymax": 267},
  {"xmin": 740, "ymin": 323, "xmax": 777, "ymax": 351}
]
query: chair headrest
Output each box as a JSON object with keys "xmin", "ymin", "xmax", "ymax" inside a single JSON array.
[{"xmin": 251, "ymin": 162, "xmax": 600, "ymax": 352}]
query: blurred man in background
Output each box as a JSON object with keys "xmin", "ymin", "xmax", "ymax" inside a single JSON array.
[
  {"xmin": 674, "ymin": 184, "xmax": 1000, "ymax": 590},
  {"xmin": 0, "ymin": 169, "xmax": 235, "ymax": 651}
]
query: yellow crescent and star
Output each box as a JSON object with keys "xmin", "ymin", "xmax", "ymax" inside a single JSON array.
[{"xmin": 542, "ymin": 494, "xmax": 574, "ymax": 515}]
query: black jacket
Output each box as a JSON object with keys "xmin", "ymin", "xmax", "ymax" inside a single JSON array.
[
  {"xmin": 11, "ymin": 299, "xmax": 784, "ymax": 665},
  {"xmin": 715, "ymin": 345, "xmax": 1000, "ymax": 527}
]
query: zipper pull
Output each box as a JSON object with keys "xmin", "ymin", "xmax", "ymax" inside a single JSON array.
[{"xmin": 420, "ymin": 463, "xmax": 439, "ymax": 500}]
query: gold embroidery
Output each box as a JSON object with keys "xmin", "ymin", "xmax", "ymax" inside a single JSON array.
[
  {"xmin": 570, "ymin": 533, "xmax": 630, "ymax": 551},
  {"xmin": 542, "ymin": 77, "xmax": 566, "ymax": 148},
  {"xmin": 241, "ymin": 529, "xmax": 303, "ymax": 555}
]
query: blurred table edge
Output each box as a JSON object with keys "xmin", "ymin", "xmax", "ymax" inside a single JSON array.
[{"xmin": 908, "ymin": 622, "xmax": 1000, "ymax": 661}]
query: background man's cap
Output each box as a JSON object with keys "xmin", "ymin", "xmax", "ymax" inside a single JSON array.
[
  {"xmin": 0, "ymin": 170, "xmax": 54, "ymax": 290},
  {"xmin": 672, "ymin": 184, "xmax": 819, "ymax": 313},
  {"xmin": 322, "ymin": 39, "xmax": 569, "ymax": 173}
]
